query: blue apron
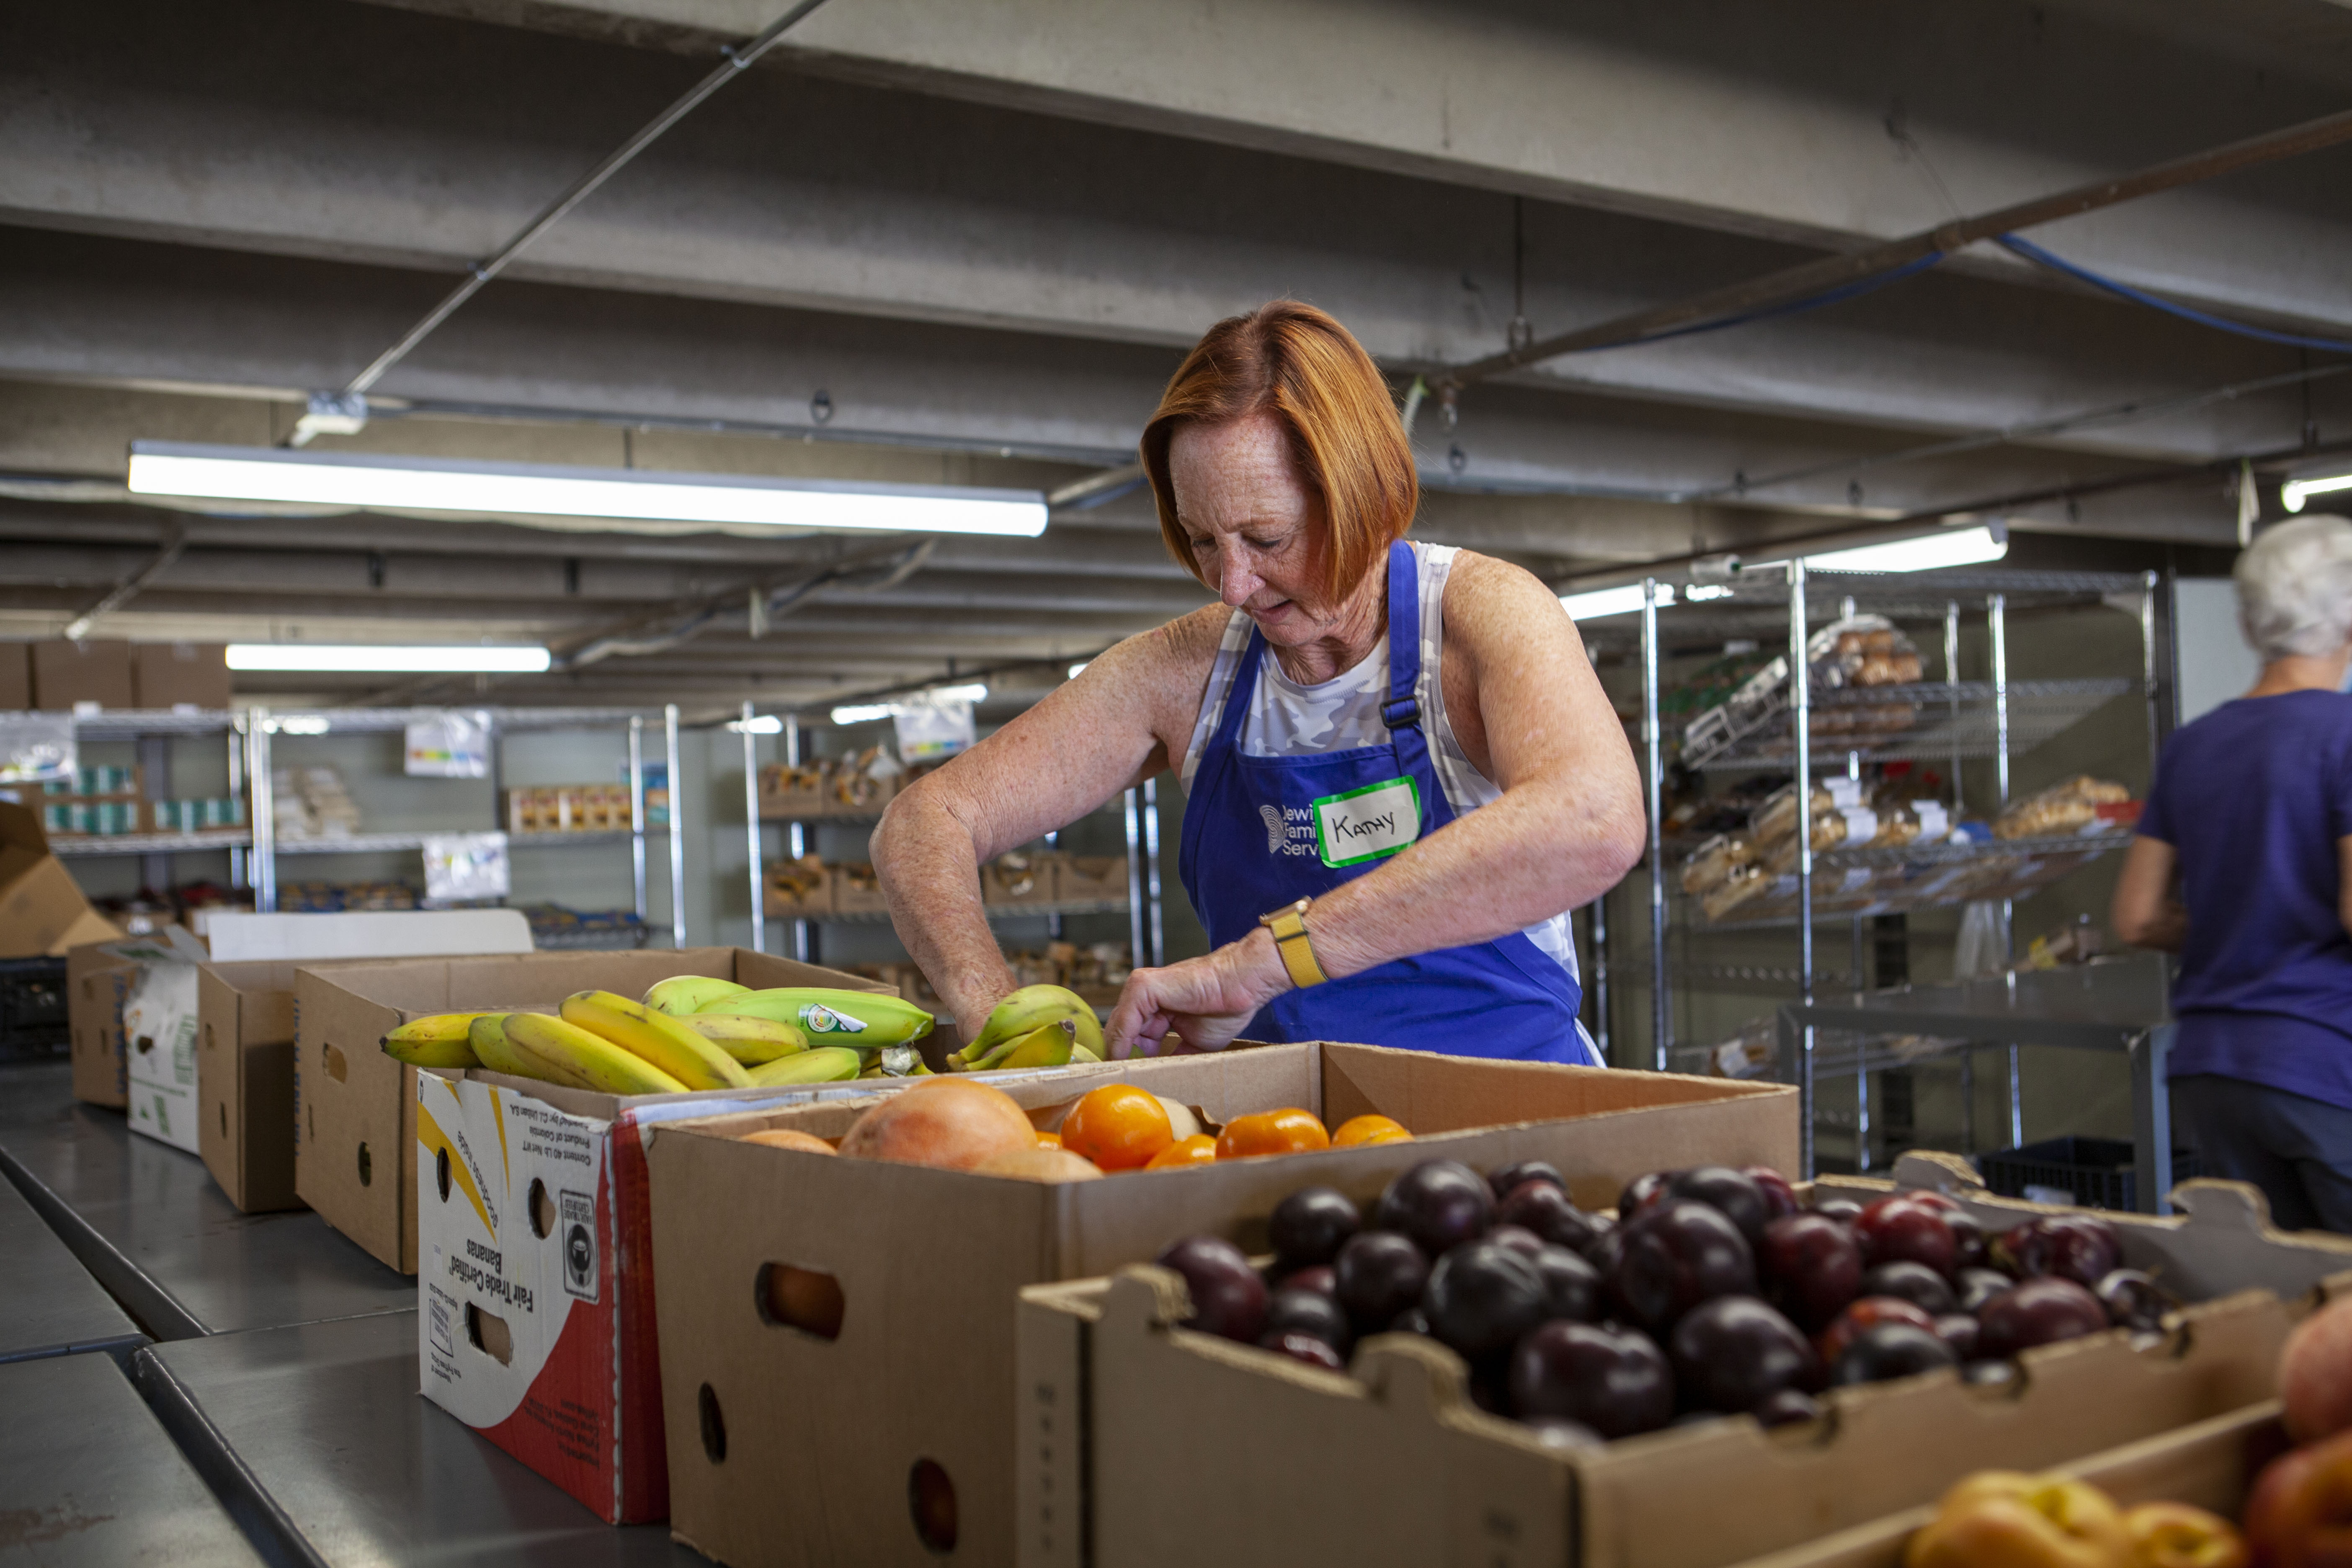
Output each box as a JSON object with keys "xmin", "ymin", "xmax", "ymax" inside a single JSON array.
[{"xmin": 1176, "ymin": 540, "xmax": 1598, "ymax": 1063}]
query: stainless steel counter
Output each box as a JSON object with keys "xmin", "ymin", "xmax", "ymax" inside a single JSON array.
[{"xmin": 0, "ymin": 1157, "xmax": 143, "ymax": 1363}]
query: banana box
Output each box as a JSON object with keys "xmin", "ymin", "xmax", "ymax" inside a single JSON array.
[{"xmin": 417, "ymin": 1068, "xmax": 885, "ymax": 1526}]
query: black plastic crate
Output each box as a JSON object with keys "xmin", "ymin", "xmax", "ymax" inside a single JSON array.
[
  {"xmin": 0, "ymin": 954, "xmax": 70, "ymax": 1063},
  {"xmin": 1976, "ymin": 1135, "xmax": 2201, "ymax": 1211}
]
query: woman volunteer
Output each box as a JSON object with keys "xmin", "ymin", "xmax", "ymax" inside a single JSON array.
[{"xmin": 872, "ymin": 301, "xmax": 1645, "ymax": 1063}]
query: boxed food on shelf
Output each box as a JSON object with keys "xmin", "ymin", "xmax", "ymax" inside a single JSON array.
[
  {"xmin": 296, "ymin": 945, "xmax": 887, "ymax": 1276},
  {"xmin": 982, "ymin": 849, "xmax": 1057, "ymax": 908},
  {"xmin": 1058, "ymin": 854, "xmax": 1127, "ymax": 904},
  {"xmin": 148, "ymin": 797, "xmax": 246, "ymax": 833},
  {"xmin": 758, "ymin": 746, "xmax": 905, "ymax": 818},
  {"xmin": 1016, "ymin": 1150, "xmax": 2352, "ymax": 1568},
  {"xmin": 129, "ymin": 642, "xmax": 232, "ymax": 710},
  {"xmin": 279, "ymin": 880, "xmax": 418, "ymax": 913},
  {"xmin": 273, "ymin": 765, "xmax": 362, "ymax": 840},
  {"xmin": 762, "ymin": 855, "xmax": 831, "ymax": 918},
  {"xmin": 506, "ymin": 782, "xmax": 633, "ymax": 833},
  {"xmin": 648, "ymin": 1046, "xmax": 1796, "ymax": 1568},
  {"xmin": 408, "ymin": 957, "xmax": 909, "ymax": 1523},
  {"xmin": 832, "ymin": 860, "xmax": 891, "ymax": 916},
  {"xmin": 1994, "ymin": 774, "xmax": 2135, "ymax": 839},
  {"xmin": 31, "ymin": 638, "xmax": 134, "ymax": 711}
]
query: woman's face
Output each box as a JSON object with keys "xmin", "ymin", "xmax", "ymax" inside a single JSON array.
[{"xmin": 1168, "ymin": 412, "xmax": 1345, "ymax": 648}]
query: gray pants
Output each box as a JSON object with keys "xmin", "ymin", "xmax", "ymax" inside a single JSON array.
[{"xmin": 2173, "ymin": 1073, "xmax": 2352, "ymax": 1234}]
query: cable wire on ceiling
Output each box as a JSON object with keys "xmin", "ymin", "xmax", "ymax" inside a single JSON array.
[{"xmin": 1995, "ymin": 234, "xmax": 2352, "ymax": 357}]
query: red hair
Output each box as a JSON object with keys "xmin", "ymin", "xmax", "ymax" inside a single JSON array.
[{"xmin": 1140, "ymin": 301, "xmax": 1417, "ymax": 607}]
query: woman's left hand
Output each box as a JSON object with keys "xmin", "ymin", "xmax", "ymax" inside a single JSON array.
[{"xmin": 1106, "ymin": 929, "xmax": 1291, "ymax": 1057}]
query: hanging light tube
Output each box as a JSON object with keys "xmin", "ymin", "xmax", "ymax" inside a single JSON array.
[{"xmin": 126, "ymin": 441, "xmax": 1049, "ymax": 538}]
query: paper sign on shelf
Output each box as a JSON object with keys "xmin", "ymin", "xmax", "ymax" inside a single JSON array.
[
  {"xmin": 405, "ymin": 710, "xmax": 492, "ymax": 778},
  {"xmin": 422, "ymin": 832, "xmax": 511, "ymax": 902},
  {"xmin": 893, "ymin": 694, "xmax": 975, "ymax": 761},
  {"xmin": 0, "ymin": 712, "xmax": 76, "ymax": 784}
]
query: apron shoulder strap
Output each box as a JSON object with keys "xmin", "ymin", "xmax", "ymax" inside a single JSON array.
[
  {"xmin": 1382, "ymin": 539, "xmax": 1422, "ymax": 732},
  {"xmin": 1208, "ymin": 619, "xmax": 1266, "ymax": 753}
]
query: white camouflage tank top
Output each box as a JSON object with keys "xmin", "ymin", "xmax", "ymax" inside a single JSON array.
[{"xmin": 1179, "ymin": 542, "xmax": 1582, "ymax": 982}]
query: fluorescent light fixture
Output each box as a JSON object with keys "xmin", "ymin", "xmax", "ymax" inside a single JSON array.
[
  {"xmin": 274, "ymin": 716, "xmax": 332, "ymax": 735},
  {"xmin": 228, "ymin": 643, "xmax": 550, "ymax": 673},
  {"xmin": 127, "ymin": 441, "xmax": 1049, "ymax": 538},
  {"xmin": 1684, "ymin": 583, "xmax": 1734, "ymax": 602},
  {"xmin": 828, "ymin": 682, "xmax": 990, "ymax": 727},
  {"xmin": 1804, "ymin": 524, "xmax": 2006, "ymax": 574},
  {"xmin": 2284, "ymin": 469, "xmax": 2352, "ymax": 514},
  {"xmin": 726, "ymin": 715, "xmax": 784, "ymax": 734},
  {"xmin": 1068, "ymin": 662, "xmax": 1089, "ymax": 679},
  {"xmin": 1561, "ymin": 583, "xmax": 1674, "ymax": 621}
]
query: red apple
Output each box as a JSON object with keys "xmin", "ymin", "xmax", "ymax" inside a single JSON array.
[{"xmin": 2282, "ymin": 1295, "xmax": 2352, "ymax": 1445}]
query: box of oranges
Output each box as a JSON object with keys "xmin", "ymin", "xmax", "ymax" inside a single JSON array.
[{"xmin": 645, "ymin": 1041, "xmax": 1796, "ymax": 1568}]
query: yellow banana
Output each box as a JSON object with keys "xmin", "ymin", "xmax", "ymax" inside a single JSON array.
[
  {"xmin": 1071, "ymin": 1043, "xmax": 1102, "ymax": 1065},
  {"xmin": 381, "ymin": 1012, "xmax": 488, "ymax": 1068},
  {"xmin": 644, "ymin": 975, "xmax": 750, "ymax": 1016},
  {"xmin": 959, "ymin": 984, "xmax": 1101, "ymax": 1063},
  {"xmin": 468, "ymin": 1014, "xmax": 572, "ymax": 1084},
  {"xmin": 713, "ymin": 988, "xmax": 934, "ymax": 1047},
  {"xmin": 747, "ymin": 1047, "xmax": 864, "ymax": 1086},
  {"xmin": 682, "ymin": 1012, "xmax": 809, "ymax": 1065},
  {"xmin": 562, "ymin": 990, "xmax": 753, "ymax": 1090},
  {"xmin": 506, "ymin": 1011, "xmax": 689, "ymax": 1095},
  {"xmin": 970, "ymin": 1018, "xmax": 1076, "ymax": 1072}
]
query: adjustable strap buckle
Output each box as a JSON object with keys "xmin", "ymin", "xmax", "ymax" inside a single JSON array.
[{"xmin": 1381, "ymin": 696, "xmax": 1421, "ymax": 731}]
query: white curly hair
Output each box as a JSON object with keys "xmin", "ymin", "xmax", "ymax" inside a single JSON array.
[{"xmin": 2236, "ymin": 514, "xmax": 2352, "ymax": 662}]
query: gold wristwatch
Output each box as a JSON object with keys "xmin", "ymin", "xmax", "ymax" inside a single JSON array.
[{"xmin": 1258, "ymin": 898, "xmax": 1329, "ymax": 989}]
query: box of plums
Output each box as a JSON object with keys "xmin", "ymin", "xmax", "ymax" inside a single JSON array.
[
  {"xmin": 1015, "ymin": 1149, "xmax": 2352, "ymax": 1568},
  {"xmin": 646, "ymin": 1041, "xmax": 1798, "ymax": 1568}
]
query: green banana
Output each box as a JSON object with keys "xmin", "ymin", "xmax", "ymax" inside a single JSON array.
[
  {"xmin": 969, "ymin": 1018, "xmax": 1076, "ymax": 1073},
  {"xmin": 958, "ymin": 984, "xmax": 1101, "ymax": 1064},
  {"xmin": 681, "ymin": 1012, "xmax": 810, "ymax": 1065},
  {"xmin": 563, "ymin": 990, "xmax": 753, "ymax": 1090},
  {"xmin": 506, "ymin": 1011, "xmax": 689, "ymax": 1095},
  {"xmin": 746, "ymin": 1046, "xmax": 864, "ymax": 1086},
  {"xmin": 713, "ymin": 988, "xmax": 934, "ymax": 1046},
  {"xmin": 644, "ymin": 975, "xmax": 751, "ymax": 1016},
  {"xmin": 382, "ymin": 1012, "xmax": 488, "ymax": 1068}
]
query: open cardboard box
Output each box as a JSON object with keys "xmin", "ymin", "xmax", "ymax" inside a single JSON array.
[
  {"xmin": 1726, "ymin": 1400, "xmax": 2290, "ymax": 1568},
  {"xmin": 296, "ymin": 946, "xmax": 889, "ymax": 1275},
  {"xmin": 646, "ymin": 1044, "xmax": 1797, "ymax": 1568},
  {"xmin": 416, "ymin": 1048, "xmax": 929, "ymax": 1525},
  {"xmin": 1016, "ymin": 1149, "xmax": 2352, "ymax": 1568},
  {"xmin": 67, "ymin": 941, "xmax": 139, "ymax": 1108},
  {"xmin": 0, "ymin": 800, "xmax": 125, "ymax": 961},
  {"xmin": 199, "ymin": 961, "xmax": 316, "ymax": 1212}
]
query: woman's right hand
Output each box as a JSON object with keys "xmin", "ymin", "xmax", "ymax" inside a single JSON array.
[{"xmin": 1106, "ymin": 927, "xmax": 1292, "ymax": 1057}]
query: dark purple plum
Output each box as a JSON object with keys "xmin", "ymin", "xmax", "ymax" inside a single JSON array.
[
  {"xmin": 1487, "ymin": 1224, "xmax": 1545, "ymax": 1256},
  {"xmin": 1745, "ymin": 1167, "xmax": 1801, "ymax": 1221},
  {"xmin": 1488, "ymin": 1160, "xmax": 1565, "ymax": 1199},
  {"xmin": 1758, "ymin": 1213, "xmax": 1864, "ymax": 1331},
  {"xmin": 1957, "ymin": 1267, "xmax": 2015, "ymax": 1313},
  {"xmin": 1829, "ymin": 1322, "xmax": 1960, "ymax": 1386},
  {"xmin": 1423, "ymin": 1241, "xmax": 1548, "ymax": 1362},
  {"xmin": 1333, "ymin": 1232, "xmax": 1430, "ymax": 1336},
  {"xmin": 1618, "ymin": 1170, "xmax": 1680, "ymax": 1221},
  {"xmin": 1854, "ymin": 1197, "xmax": 1957, "ymax": 1277},
  {"xmin": 1606, "ymin": 1199, "xmax": 1757, "ymax": 1335},
  {"xmin": 1811, "ymin": 1197, "xmax": 1864, "ymax": 1224},
  {"xmin": 1753, "ymin": 1388, "xmax": 1821, "ymax": 1427},
  {"xmin": 1259, "ymin": 1331, "xmax": 1346, "ymax": 1372},
  {"xmin": 1496, "ymin": 1181, "xmax": 1610, "ymax": 1256},
  {"xmin": 2094, "ymin": 1269, "xmax": 2170, "ymax": 1333},
  {"xmin": 1668, "ymin": 1296, "xmax": 1820, "ymax": 1413},
  {"xmin": 1154, "ymin": 1236, "xmax": 1268, "ymax": 1343},
  {"xmin": 1263, "ymin": 1286, "xmax": 1352, "ymax": 1353},
  {"xmin": 1527, "ymin": 1244, "xmax": 1601, "ymax": 1323},
  {"xmin": 1278, "ymin": 1264, "xmax": 1337, "ymax": 1298},
  {"xmin": 1857, "ymin": 1261, "xmax": 1957, "ymax": 1316},
  {"xmin": 1947, "ymin": 1212, "xmax": 1991, "ymax": 1272},
  {"xmin": 1669, "ymin": 1166, "xmax": 1771, "ymax": 1246},
  {"xmin": 1816, "ymin": 1297, "xmax": 1938, "ymax": 1366},
  {"xmin": 1508, "ymin": 1320, "xmax": 1675, "ymax": 1439},
  {"xmin": 1992, "ymin": 1216, "xmax": 2123, "ymax": 1290},
  {"xmin": 1268, "ymin": 1186, "xmax": 1360, "ymax": 1269},
  {"xmin": 1376, "ymin": 1161, "xmax": 1494, "ymax": 1257},
  {"xmin": 1974, "ymin": 1277, "xmax": 2111, "ymax": 1360},
  {"xmin": 1931, "ymin": 1314, "xmax": 1981, "ymax": 1360},
  {"xmin": 1389, "ymin": 1307, "xmax": 1430, "ymax": 1337}
]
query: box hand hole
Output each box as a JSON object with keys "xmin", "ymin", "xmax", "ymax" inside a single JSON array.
[
  {"xmin": 357, "ymin": 1141, "xmax": 372, "ymax": 1187},
  {"xmin": 755, "ymin": 1263, "xmax": 844, "ymax": 1341},
  {"xmin": 698, "ymin": 1383, "xmax": 727, "ymax": 1464},
  {"xmin": 464, "ymin": 1302, "xmax": 513, "ymax": 1365},
  {"xmin": 909, "ymin": 1458, "xmax": 957, "ymax": 1555},
  {"xmin": 436, "ymin": 1147, "xmax": 451, "ymax": 1203},
  {"xmin": 323, "ymin": 1042, "xmax": 347, "ymax": 1082},
  {"xmin": 218, "ymin": 1103, "xmax": 226, "ymax": 1137},
  {"xmin": 528, "ymin": 1178, "xmax": 554, "ymax": 1238}
]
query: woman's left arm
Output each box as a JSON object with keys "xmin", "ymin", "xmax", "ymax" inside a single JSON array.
[{"xmin": 1108, "ymin": 554, "xmax": 1646, "ymax": 1055}]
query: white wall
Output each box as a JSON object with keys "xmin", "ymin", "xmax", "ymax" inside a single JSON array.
[{"xmin": 2174, "ymin": 578, "xmax": 2261, "ymax": 726}]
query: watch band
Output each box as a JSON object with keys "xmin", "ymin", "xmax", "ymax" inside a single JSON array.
[{"xmin": 1259, "ymin": 898, "xmax": 1329, "ymax": 989}]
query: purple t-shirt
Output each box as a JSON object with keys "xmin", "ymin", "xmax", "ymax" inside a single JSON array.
[{"xmin": 2138, "ymin": 689, "xmax": 2352, "ymax": 1110}]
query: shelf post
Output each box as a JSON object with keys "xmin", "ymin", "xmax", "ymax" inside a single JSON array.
[
  {"xmin": 1944, "ymin": 602, "xmax": 1963, "ymax": 815},
  {"xmin": 248, "ymin": 707, "xmax": 276, "ymax": 913},
  {"xmin": 2139, "ymin": 570, "xmax": 2161, "ymax": 766},
  {"xmin": 1641, "ymin": 577, "xmax": 1668, "ymax": 1071},
  {"xmin": 784, "ymin": 714, "xmax": 810, "ymax": 962},
  {"xmin": 665, "ymin": 704, "xmax": 686, "ymax": 950},
  {"xmin": 1589, "ymin": 895, "xmax": 1611, "ymax": 1065},
  {"xmin": 1123, "ymin": 787, "xmax": 1146, "ymax": 970},
  {"xmin": 226, "ymin": 714, "xmax": 248, "ymax": 891},
  {"xmin": 1991, "ymin": 592, "xmax": 2023, "ymax": 1148},
  {"xmin": 1790, "ymin": 560, "xmax": 1816, "ymax": 1178},
  {"xmin": 743, "ymin": 701, "xmax": 764, "ymax": 956},
  {"xmin": 628, "ymin": 716, "xmax": 648, "ymax": 925},
  {"xmin": 1142, "ymin": 775, "xmax": 1165, "ymax": 968}
]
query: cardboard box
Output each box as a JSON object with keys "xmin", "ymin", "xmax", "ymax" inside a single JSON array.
[
  {"xmin": 1058, "ymin": 854, "xmax": 1126, "ymax": 903},
  {"xmin": 648, "ymin": 1045, "xmax": 1798, "ymax": 1568},
  {"xmin": 1015, "ymin": 1150, "xmax": 2352, "ymax": 1568},
  {"xmin": 0, "ymin": 642, "xmax": 28, "ymax": 709},
  {"xmin": 31, "ymin": 639, "xmax": 134, "ymax": 710},
  {"xmin": 67, "ymin": 941, "xmax": 140, "ymax": 1107},
  {"xmin": 199, "ymin": 960, "xmax": 310, "ymax": 1212},
  {"xmin": 982, "ymin": 854, "xmax": 1057, "ymax": 909},
  {"xmin": 1725, "ymin": 1401, "xmax": 2287, "ymax": 1568},
  {"xmin": 119, "ymin": 927, "xmax": 211, "ymax": 1153},
  {"xmin": 130, "ymin": 642, "xmax": 232, "ymax": 710},
  {"xmin": 0, "ymin": 801, "xmax": 123, "ymax": 961},
  {"xmin": 416, "ymin": 1051, "xmax": 902, "ymax": 1525},
  {"xmin": 831, "ymin": 862, "xmax": 891, "ymax": 916},
  {"xmin": 762, "ymin": 856, "xmax": 832, "ymax": 919},
  {"xmin": 297, "ymin": 947, "xmax": 887, "ymax": 1277}
]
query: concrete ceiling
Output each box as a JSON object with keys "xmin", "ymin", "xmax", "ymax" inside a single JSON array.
[{"xmin": 3, "ymin": 0, "xmax": 2348, "ymax": 712}]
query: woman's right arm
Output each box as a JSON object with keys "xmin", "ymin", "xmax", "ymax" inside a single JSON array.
[
  {"xmin": 2110, "ymin": 836, "xmax": 2187, "ymax": 952},
  {"xmin": 870, "ymin": 607, "xmax": 1225, "ymax": 1033}
]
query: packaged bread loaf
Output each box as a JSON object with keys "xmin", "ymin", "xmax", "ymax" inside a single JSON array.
[
  {"xmin": 1679, "ymin": 833, "xmax": 1756, "ymax": 896},
  {"xmin": 1993, "ymin": 776, "xmax": 2131, "ymax": 840},
  {"xmin": 1700, "ymin": 862, "xmax": 1773, "ymax": 921}
]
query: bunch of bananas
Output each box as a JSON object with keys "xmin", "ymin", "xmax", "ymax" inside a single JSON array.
[
  {"xmin": 945, "ymin": 984, "xmax": 1105, "ymax": 1073},
  {"xmin": 380, "ymin": 975, "xmax": 943, "ymax": 1091}
]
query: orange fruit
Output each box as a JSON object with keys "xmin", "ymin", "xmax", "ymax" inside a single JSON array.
[
  {"xmin": 1331, "ymin": 1114, "xmax": 1411, "ymax": 1148},
  {"xmin": 1144, "ymin": 1134, "xmax": 1218, "ymax": 1170},
  {"xmin": 1036, "ymin": 1130, "xmax": 1063, "ymax": 1149},
  {"xmin": 1059, "ymin": 1083, "xmax": 1175, "ymax": 1172},
  {"xmin": 1215, "ymin": 1107, "xmax": 1331, "ymax": 1161}
]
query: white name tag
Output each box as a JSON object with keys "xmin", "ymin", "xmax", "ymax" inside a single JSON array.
[{"xmin": 1313, "ymin": 778, "xmax": 1421, "ymax": 868}]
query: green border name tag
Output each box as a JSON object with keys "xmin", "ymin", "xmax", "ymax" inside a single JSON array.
[{"xmin": 1311, "ymin": 776, "xmax": 1421, "ymax": 868}]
